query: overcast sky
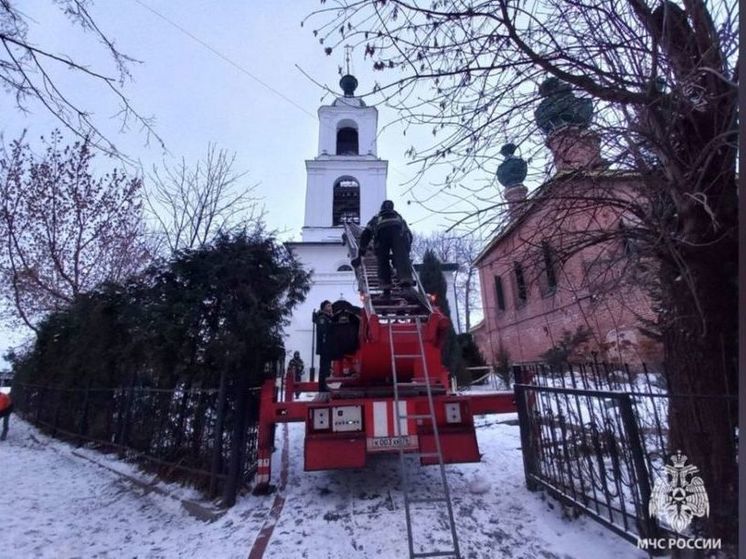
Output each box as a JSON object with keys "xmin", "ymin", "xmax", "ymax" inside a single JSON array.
[
  {"xmin": 3, "ymin": 0, "xmax": 465, "ymax": 231},
  {"xmin": 1, "ymin": 0, "xmax": 503, "ymax": 365}
]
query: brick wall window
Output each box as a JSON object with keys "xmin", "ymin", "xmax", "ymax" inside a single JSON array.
[
  {"xmin": 619, "ymin": 220, "xmax": 637, "ymax": 256},
  {"xmin": 494, "ymin": 275, "xmax": 506, "ymax": 311},
  {"xmin": 542, "ymin": 241, "xmax": 558, "ymax": 292},
  {"xmin": 513, "ymin": 262, "xmax": 527, "ymax": 306}
]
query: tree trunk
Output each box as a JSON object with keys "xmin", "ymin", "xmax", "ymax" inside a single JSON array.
[
  {"xmin": 660, "ymin": 231, "xmax": 738, "ymax": 542},
  {"xmin": 464, "ymin": 267, "xmax": 474, "ymax": 332},
  {"xmin": 221, "ymin": 370, "xmax": 251, "ymax": 507}
]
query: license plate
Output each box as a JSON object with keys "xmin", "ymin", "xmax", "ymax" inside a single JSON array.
[{"xmin": 367, "ymin": 435, "xmax": 418, "ymax": 451}]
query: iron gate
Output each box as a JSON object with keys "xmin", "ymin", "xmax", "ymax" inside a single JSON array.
[{"xmin": 513, "ymin": 362, "xmax": 736, "ymax": 547}]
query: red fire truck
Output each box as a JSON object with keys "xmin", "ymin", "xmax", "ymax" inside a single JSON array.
[{"xmin": 253, "ymin": 223, "xmax": 515, "ymax": 493}]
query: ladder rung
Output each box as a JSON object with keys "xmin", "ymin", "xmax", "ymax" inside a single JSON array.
[
  {"xmin": 407, "ymin": 496, "xmax": 449, "ymax": 504},
  {"xmin": 413, "ymin": 452, "xmax": 441, "ymax": 459},
  {"xmin": 412, "ymin": 551, "xmax": 459, "ymax": 558},
  {"xmin": 399, "ymin": 414, "xmax": 433, "ymax": 420},
  {"xmin": 396, "ymin": 382, "xmax": 435, "ymax": 387}
]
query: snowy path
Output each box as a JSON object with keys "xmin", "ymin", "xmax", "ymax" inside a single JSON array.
[{"xmin": 1, "ymin": 417, "xmax": 643, "ymax": 558}]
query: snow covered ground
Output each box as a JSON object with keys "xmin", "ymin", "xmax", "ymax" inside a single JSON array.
[{"xmin": 1, "ymin": 415, "xmax": 645, "ymax": 558}]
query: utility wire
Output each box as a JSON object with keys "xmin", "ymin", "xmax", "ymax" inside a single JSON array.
[
  {"xmin": 131, "ymin": 0, "xmax": 433, "ymax": 222},
  {"xmin": 130, "ymin": 0, "xmax": 315, "ymax": 118}
]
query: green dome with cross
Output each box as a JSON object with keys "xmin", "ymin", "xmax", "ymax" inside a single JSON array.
[
  {"xmin": 496, "ymin": 143, "xmax": 528, "ymax": 188},
  {"xmin": 534, "ymin": 77, "xmax": 594, "ymax": 134}
]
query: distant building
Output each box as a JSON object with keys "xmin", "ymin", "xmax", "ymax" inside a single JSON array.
[
  {"xmin": 472, "ymin": 79, "xmax": 662, "ymax": 366},
  {"xmin": 284, "ymin": 75, "xmax": 456, "ymax": 375}
]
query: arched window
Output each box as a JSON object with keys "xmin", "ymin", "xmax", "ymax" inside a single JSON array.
[
  {"xmin": 336, "ymin": 127, "xmax": 359, "ymax": 155},
  {"xmin": 333, "ymin": 177, "xmax": 360, "ymax": 225},
  {"xmin": 337, "ymin": 264, "xmax": 353, "ymax": 272}
]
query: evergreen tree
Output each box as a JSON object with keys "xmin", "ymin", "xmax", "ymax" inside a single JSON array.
[
  {"xmin": 12, "ymin": 228, "xmax": 311, "ymax": 414},
  {"xmin": 457, "ymin": 333, "xmax": 486, "ymax": 368},
  {"xmin": 418, "ymin": 250, "xmax": 451, "ymax": 318},
  {"xmin": 417, "ymin": 250, "xmax": 465, "ymax": 384}
]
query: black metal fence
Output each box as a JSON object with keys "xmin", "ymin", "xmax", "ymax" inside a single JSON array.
[
  {"xmin": 513, "ymin": 361, "xmax": 737, "ymax": 546},
  {"xmin": 13, "ymin": 380, "xmax": 262, "ymax": 499}
]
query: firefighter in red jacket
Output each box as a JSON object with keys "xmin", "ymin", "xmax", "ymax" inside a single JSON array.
[{"xmin": 0, "ymin": 392, "xmax": 12, "ymax": 441}]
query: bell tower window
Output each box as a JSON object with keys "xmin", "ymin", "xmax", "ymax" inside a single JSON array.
[
  {"xmin": 333, "ymin": 177, "xmax": 360, "ymax": 225},
  {"xmin": 336, "ymin": 127, "xmax": 359, "ymax": 155}
]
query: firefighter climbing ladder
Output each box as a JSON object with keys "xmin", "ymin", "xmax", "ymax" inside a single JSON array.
[
  {"xmin": 388, "ymin": 320, "xmax": 461, "ymax": 559},
  {"xmin": 345, "ymin": 223, "xmax": 431, "ymax": 317}
]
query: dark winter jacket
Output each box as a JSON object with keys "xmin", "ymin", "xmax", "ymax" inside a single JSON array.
[
  {"xmin": 358, "ymin": 209, "xmax": 412, "ymax": 253},
  {"xmin": 288, "ymin": 357, "xmax": 304, "ymax": 376},
  {"xmin": 315, "ymin": 311, "xmax": 334, "ymax": 356}
]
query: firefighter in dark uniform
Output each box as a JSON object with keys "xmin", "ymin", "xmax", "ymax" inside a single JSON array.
[
  {"xmin": 314, "ymin": 300, "xmax": 334, "ymax": 392},
  {"xmin": 353, "ymin": 200, "xmax": 414, "ymax": 295},
  {"xmin": 288, "ymin": 351, "xmax": 305, "ymax": 382}
]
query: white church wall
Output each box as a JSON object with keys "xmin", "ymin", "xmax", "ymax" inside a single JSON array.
[
  {"xmin": 443, "ymin": 271, "xmax": 459, "ymax": 331},
  {"xmin": 283, "ymin": 242, "xmax": 360, "ymax": 377}
]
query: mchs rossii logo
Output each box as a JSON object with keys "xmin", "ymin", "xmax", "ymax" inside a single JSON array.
[
  {"xmin": 649, "ymin": 450, "xmax": 709, "ymax": 533},
  {"xmin": 638, "ymin": 451, "xmax": 720, "ymax": 552}
]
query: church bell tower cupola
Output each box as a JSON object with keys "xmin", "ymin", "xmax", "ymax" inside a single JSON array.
[{"xmin": 302, "ymin": 74, "xmax": 388, "ymax": 242}]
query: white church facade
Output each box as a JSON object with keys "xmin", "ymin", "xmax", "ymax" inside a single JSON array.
[{"xmin": 283, "ymin": 75, "xmax": 456, "ymax": 378}]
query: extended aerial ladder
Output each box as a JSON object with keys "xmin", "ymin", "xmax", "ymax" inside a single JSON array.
[
  {"xmin": 345, "ymin": 222, "xmax": 460, "ymax": 558},
  {"xmin": 252, "ymin": 222, "xmax": 516, "ymax": 558}
]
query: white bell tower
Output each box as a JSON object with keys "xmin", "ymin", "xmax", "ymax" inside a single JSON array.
[
  {"xmin": 302, "ymin": 74, "xmax": 388, "ymax": 241},
  {"xmin": 284, "ymin": 74, "xmax": 388, "ymax": 374}
]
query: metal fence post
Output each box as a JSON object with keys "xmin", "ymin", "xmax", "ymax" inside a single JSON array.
[
  {"xmin": 618, "ymin": 394, "xmax": 660, "ymax": 541},
  {"xmin": 223, "ymin": 370, "xmax": 251, "ymax": 507},
  {"xmin": 117, "ymin": 377, "xmax": 136, "ymax": 456},
  {"xmin": 35, "ymin": 385, "xmax": 43, "ymax": 423},
  {"xmin": 78, "ymin": 380, "xmax": 92, "ymax": 444},
  {"xmin": 51, "ymin": 389, "xmax": 62, "ymax": 436},
  {"xmin": 210, "ymin": 369, "xmax": 228, "ymax": 498},
  {"xmin": 513, "ymin": 365, "xmax": 538, "ymax": 491},
  {"xmin": 513, "ymin": 364, "xmax": 524, "ymax": 385}
]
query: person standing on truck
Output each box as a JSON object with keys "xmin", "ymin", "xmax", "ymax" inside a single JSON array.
[
  {"xmin": 288, "ymin": 351, "xmax": 305, "ymax": 398},
  {"xmin": 288, "ymin": 351, "xmax": 305, "ymax": 382},
  {"xmin": 0, "ymin": 392, "xmax": 13, "ymax": 441},
  {"xmin": 314, "ymin": 300, "xmax": 334, "ymax": 392},
  {"xmin": 329, "ymin": 300, "xmax": 361, "ymax": 359},
  {"xmin": 353, "ymin": 200, "xmax": 414, "ymax": 296}
]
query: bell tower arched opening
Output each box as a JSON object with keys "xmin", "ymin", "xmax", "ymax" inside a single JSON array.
[
  {"xmin": 336, "ymin": 123, "xmax": 359, "ymax": 155},
  {"xmin": 332, "ymin": 176, "xmax": 360, "ymax": 225}
]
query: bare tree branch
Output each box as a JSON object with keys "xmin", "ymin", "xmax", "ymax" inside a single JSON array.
[
  {"xmin": 0, "ymin": 130, "xmax": 151, "ymax": 330},
  {"xmin": 0, "ymin": 1, "xmax": 163, "ymax": 156},
  {"xmin": 144, "ymin": 144, "xmax": 262, "ymax": 254}
]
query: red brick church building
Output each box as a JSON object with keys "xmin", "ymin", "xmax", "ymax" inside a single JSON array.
[{"xmin": 471, "ymin": 79, "xmax": 662, "ymax": 366}]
